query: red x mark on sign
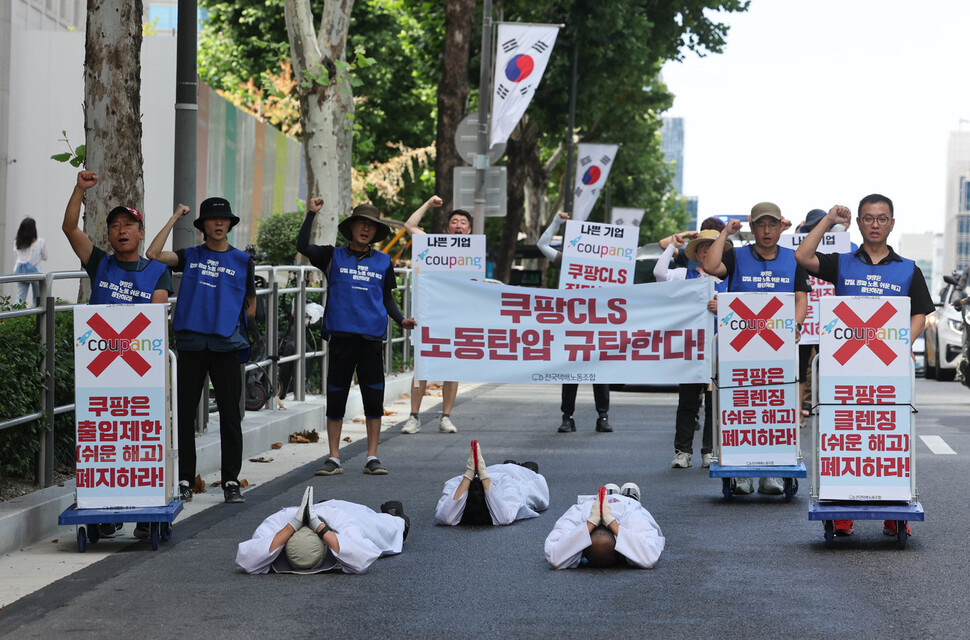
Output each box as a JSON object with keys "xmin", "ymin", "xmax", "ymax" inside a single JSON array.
[
  {"xmin": 729, "ymin": 296, "xmax": 786, "ymax": 352},
  {"xmin": 86, "ymin": 312, "xmax": 152, "ymax": 377},
  {"xmin": 831, "ymin": 301, "xmax": 898, "ymax": 366}
]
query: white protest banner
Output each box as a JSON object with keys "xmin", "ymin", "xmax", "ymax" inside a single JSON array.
[
  {"xmin": 415, "ymin": 275, "xmax": 713, "ymax": 384},
  {"xmin": 778, "ymin": 231, "xmax": 851, "ymax": 344},
  {"xmin": 412, "ymin": 234, "xmax": 486, "ymax": 278},
  {"xmin": 716, "ymin": 292, "xmax": 799, "ymax": 466},
  {"xmin": 572, "ymin": 143, "xmax": 618, "ymax": 222},
  {"xmin": 74, "ymin": 305, "xmax": 170, "ymax": 508},
  {"xmin": 490, "ymin": 23, "xmax": 560, "ymax": 148},
  {"xmin": 817, "ymin": 296, "xmax": 912, "ymax": 501},
  {"xmin": 559, "ymin": 220, "xmax": 637, "ymax": 289},
  {"xmin": 609, "ymin": 207, "xmax": 644, "ymax": 228}
]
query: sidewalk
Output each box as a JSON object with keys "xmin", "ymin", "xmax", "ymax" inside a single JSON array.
[{"xmin": 0, "ymin": 375, "xmax": 476, "ymax": 608}]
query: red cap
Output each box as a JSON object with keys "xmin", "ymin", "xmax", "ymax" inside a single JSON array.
[{"xmin": 107, "ymin": 205, "xmax": 144, "ymax": 228}]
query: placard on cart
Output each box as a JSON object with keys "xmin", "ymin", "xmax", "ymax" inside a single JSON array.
[
  {"xmin": 711, "ymin": 292, "xmax": 805, "ymax": 500},
  {"xmin": 809, "ymin": 295, "xmax": 923, "ymax": 548}
]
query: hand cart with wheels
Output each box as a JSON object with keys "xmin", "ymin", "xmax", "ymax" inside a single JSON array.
[
  {"xmin": 59, "ymin": 501, "xmax": 184, "ymax": 552},
  {"xmin": 808, "ymin": 298, "xmax": 923, "ymax": 550}
]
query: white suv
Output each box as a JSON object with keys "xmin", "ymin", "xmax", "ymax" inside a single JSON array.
[{"xmin": 925, "ymin": 271, "xmax": 968, "ymax": 381}]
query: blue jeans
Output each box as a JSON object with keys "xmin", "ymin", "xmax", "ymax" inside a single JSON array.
[{"xmin": 14, "ymin": 262, "xmax": 39, "ymax": 305}]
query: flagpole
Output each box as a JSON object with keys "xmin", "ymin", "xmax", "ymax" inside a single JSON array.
[
  {"xmin": 473, "ymin": 0, "xmax": 493, "ymax": 236},
  {"xmin": 563, "ymin": 41, "xmax": 578, "ymax": 215}
]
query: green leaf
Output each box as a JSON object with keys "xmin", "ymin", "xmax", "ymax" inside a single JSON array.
[{"xmin": 50, "ymin": 153, "xmax": 71, "ymax": 163}]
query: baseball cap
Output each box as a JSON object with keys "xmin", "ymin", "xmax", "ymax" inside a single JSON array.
[
  {"xmin": 107, "ymin": 206, "xmax": 144, "ymax": 228},
  {"xmin": 750, "ymin": 202, "xmax": 782, "ymax": 222}
]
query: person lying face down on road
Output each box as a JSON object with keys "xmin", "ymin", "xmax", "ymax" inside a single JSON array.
[
  {"xmin": 544, "ymin": 484, "xmax": 664, "ymax": 569},
  {"xmin": 435, "ymin": 440, "xmax": 549, "ymax": 526},
  {"xmin": 235, "ymin": 486, "xmax": 409, "ymax": 575}
]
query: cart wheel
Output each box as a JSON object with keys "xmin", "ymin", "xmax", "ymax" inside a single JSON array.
[
  {"xmin": 77, "ymin": 527, "xmax": 87, "ymax": 553},
  {"xmin": 160, "ymin": 522, "xmax": 172, "ymax": 542},
  {"xmin": 823, "ymin": 521, "xmax": 834, "ymax": 548},
  {"xmin": 150, "ymin": 523, "xmax": 160, "ymax": 551},
  {"xmin": 87, "ymin": 525, "xmax": 100, "ymax": 544},
  {"xmin": 896, "ymin": 520, "xmax": 908, "ymax": 550},
  {"xmin": 722, "ymin": 478, "xmax": 733, "ymax": 502},
  {"xmin": 783, "ymin": 478, "xmax": 795, "ymax": 503}
]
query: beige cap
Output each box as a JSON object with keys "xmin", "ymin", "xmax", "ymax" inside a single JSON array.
[
  {"xmin": 685, "ymin": 229, "xmax": 732, "ymax": 263},
  {"xmin": 284, "ymin": 526, "xmax": 325, "ymax": 571},
  {"xmin": 750, "ymin": 202, "xmax": 782, "ymax": 222}
]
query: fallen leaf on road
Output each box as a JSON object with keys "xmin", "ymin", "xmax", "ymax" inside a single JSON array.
[
  {"xmin": 291, "ymin": 429, "xmax": 319, "ymax": 442},
  {"xmin": 289, "ymin": 434, "xmax": 310, "ymax": 443},
  {"xmin": 271, "ymin": 443, "xmax": 283, "ymax": 449},
  {"xmin": 52, "ymin": 539, "xmax": 58, "ymax": 544},
  {"xmin": 240, "ymin": 479, "xmax": 249, "ymax": 488},
  {"xmin": 343, "ymin": 437, "xmax": 352, "ymax": 443},
  {"xmin": 249, "ymin": 457, "xmax": 273, "ymax": 463},
  {"xmin": 352, "ymin": 417, "xmax": 365, "ymax": 423},
  {"xmin": 193, "ymin": 475, "xmax": 205, "ymax": 493},
  {"xmin": 400, "ymin": 393, "xmax": 411, "ymax": 399},
  {"xmin": 383, "ymin": 409, "xmax": 395, "ymax": 416}
]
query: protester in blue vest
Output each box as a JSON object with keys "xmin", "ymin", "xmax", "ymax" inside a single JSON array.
[
  {"xmin": 62, "ymin": 170, "xmax": 174, "ymax": 539},
  {"xmin": 702, "ymin": 202, "xmax": 810, "ymax": 496},
  {"xmin": 794, "ymin": 194, "xmax": 934, "ymax": 538},
  {"xmin": 654, "ymin": 229, "xmax": 729, "ymax": 470},
  {"xmin": 148, "ymin": 198, "xmax": 256, "ymax": 505},
  {"xmin": 297, "ymin": 197, "xmax": 416, "ymax": 478}
]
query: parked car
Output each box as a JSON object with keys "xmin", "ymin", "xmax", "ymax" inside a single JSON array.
[
  {"xmin": 913, "ymin": 335, "xmax": 925, "ymax": 378},
  {"xmin": 924, "ymin": 271, "xmax": 967, "ymax": 381}
]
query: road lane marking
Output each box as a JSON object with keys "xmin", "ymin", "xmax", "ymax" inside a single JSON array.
[{"xmin": 920, "ymin": 435, "xmax": 956, "ymax": 454}]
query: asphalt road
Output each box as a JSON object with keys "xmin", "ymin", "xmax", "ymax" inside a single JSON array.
[{"xmin": 2, "ymin": 378, "xmax": 968, "ymax": 639}]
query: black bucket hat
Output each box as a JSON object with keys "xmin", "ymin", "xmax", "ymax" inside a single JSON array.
[{"xmin": 194, "ymin": 197, "xmax": 240, "ymax": 232}]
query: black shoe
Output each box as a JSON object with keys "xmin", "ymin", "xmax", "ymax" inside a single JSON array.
[
  {"xmin": 381, "ymin": 500, "xmax": 410, "ymax": 540},
  {"xmin": 503, "ymin": 459, "xmax": 518, "ymax": 465},
  {"xmin": 595, "ymin": 416, "xmax": 613, "ymax": 433},
  {"xmin": 98, "ymin": 522, "xmax": 123, "ymax": 537},
  {"xmin": 558, "ymin": 416, "xmax": 576, "ymax": 433},
  {"xmin": 179, "ymin": 482, "xmax": 193, "ymax": 502},
  {"xmin": 134, "ymin": 522, "xmax": 151, "ymax": 539},
  {"xmin": 519, "ymin": 461, "xmax": 539, "ymax": 474},
  {"xmin": 223, "ymin": 480, "xmax": 245, "ymax": 503}
]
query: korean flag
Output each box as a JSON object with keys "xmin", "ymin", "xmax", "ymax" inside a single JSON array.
[
  {"xmin": 572, "ymin": 143, "xmax": 619, "ymax": 222},
  {"xmin": 490, "ymin": 23, "xmax": 560, "ymax": 149},
  {"xmin": 609, "ymin": 207, "xmax": 645, "ymax": 228}
]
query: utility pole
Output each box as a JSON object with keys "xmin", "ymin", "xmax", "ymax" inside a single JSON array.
[
  {"xmin": 172, "ymin": 0, "xmax": 198, "ymax": 251},
  {"xmin": 472, "ymin": 0, "xmax": 493, "ymax": 235}
]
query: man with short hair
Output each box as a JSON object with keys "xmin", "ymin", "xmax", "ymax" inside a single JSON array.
[
  {"xmin": 147, "ymin": 198, "xmax": 257, "ymax": 505},
  {"xmin": 401, "ymin": 196, "xmax": 473, "ymax": 434},
  {"xmin": 63, "ymin": 170, "xmax": 173, "ymax": 538},
  {"xmin": 297, "ymin": 198, "xmax": 416, "ymax": 477},
  {"xmin": 794, "ymin": 194, "xmax": 934, "ymax": 538},
  {"xmin": 235, "ymin": 485, "xmax": 408, "ymax": 575},
  {"xmin": 544, "ymin": 484, "xmax": 664, "ymax": 569},
  {"xmin": 701, "ymin": 202, "xmax": 810, "ymax": 495}
]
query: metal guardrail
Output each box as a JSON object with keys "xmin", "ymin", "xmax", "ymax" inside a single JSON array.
[{"xmin": 0, "ymin": 265, "xmax": 415, "ymax": 487}]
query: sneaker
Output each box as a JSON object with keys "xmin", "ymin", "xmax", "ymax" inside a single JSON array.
[
  {"xmin": 134, "ymin": 523, "xmax": 151, "ymax": 540},
  {"xmin": 558, "ymin": 416, "xmax": 576, "ymax": 433},
  {"xmin": 98, "ymin": 523, "xmax": 123, "ymax": 537},
  {"xmin": 603, "ymin": 482, "xmax": 621, "ymax": 495},
  {"xmin": 595, "ymin": 416, "xmax": 613, "ymax": 433},
  {"xmin": 883, "ymin": 520, "xmax": 912, "ymax": 536},
  {"xmin": 401, "ymin": 415, "xmax": 421, "ymax": 434},
  {"xmin": 758, "ymin": 477, "xmax": 785, "ymax": 495},
  {"xmin": 315, "ymin": 458, "xmax": 343, "ymax": 476},
  {"xmin": 363, "ymin": 458, "xmax": 388, "ymax": 475},
  {"xmin": 178, "ymin": 481, "xmax": 193, "ymax": 502},
  {"xmin": 671, "ymin": 451, "xmax": 692, "ymax": 469},
  {"xmin": 439, "ymin": 416, "xmax": 458, "ymax": 433},
  {"xmin": 701, "ymin": 453, "xmax": 712, "ymax": 468},
  {"xmin": 732, "ymin": 477, "xmax": 754, "ymax": 495},
  {"xmin": 620, "ymin": 482, "xmax": 641, "ymax": 503},
  {"xmin": 834, "ymin": 520, "xmax": 854, "ymax": 536},
  {"xmin": 223, "ymin": 480, "xmax": 245, "ymax": 503},
  {"xmin": 381, "ymin": 500, "xmax": 410, "ymax": 540}
]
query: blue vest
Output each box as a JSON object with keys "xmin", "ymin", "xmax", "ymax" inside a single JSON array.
[
  {"xmin": 687, "ymin": 267, "xmax": 728, "ymax": 293},
  {"xmin": 173, "ymin": 245, "xmax": 250, "ymax": 337},
  {"xmin": 730, "ymin": 245, "xmax": 798, "ymax": 293},
  {"xmin": 835, "ymin": 252, "xmax": 913, "ymax": 296},
  {"xmin": 324, "ymin": 248, "xmax": 390, "ymax": 340},
  {"xmin": 90, "ymin": 255, "xmax": 167, "ymax": 304}
]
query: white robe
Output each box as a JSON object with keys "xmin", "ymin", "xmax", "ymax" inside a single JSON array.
[
  {"xmin": 235, "ymin": 499, "xmax": 404, "ymax": 575},
  {"xmin": 435, "ymin": 463, "xmax": 550, "ymax": 526},
  {"xmin": 544, "ymin": 495, "xmax": 665, "ymax": 570}
]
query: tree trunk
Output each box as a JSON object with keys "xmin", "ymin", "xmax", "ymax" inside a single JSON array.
[
  {"xmin": 493, "ymin": 119, "xmax": 539, "ymax": 283},
  {"xmin": 284, "ymin": 0, "xmax": 355, "ymax": 246},
  {"xmin": 433, "ymin": 0, "xmax": 475, "ymax": 234},
  {"xmin": 83, "ymin": 0, "xmax": 145, "ymax": 252}
]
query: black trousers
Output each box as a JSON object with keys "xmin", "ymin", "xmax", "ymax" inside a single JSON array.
[
  {"xmin": 674, "ymin": 383, "xmax": 713, "ymax": 455},
  {"xmin": 326, "ymin": 335, "xmax": 385, "ymax": 419},
  {"xmin": 560, "ymin": 384, "xmax": 610, "ymax": 418},
  {"xmin": 177, "ymin": 348, "xmax": 243, "ymax": 485}
]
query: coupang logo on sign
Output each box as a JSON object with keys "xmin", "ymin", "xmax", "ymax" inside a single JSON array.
[
  {"xmin": 724, "ymin": 297, "xmax": 794, "ymax": 352},
  {"xmin": 823, "ymin": 301, "xmax": 909, "ymax": 366},
  {"xmin": 78, "ymin": 313, "xmax": 162, "ymax": 377}
]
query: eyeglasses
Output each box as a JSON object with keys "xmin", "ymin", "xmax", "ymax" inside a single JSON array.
[{"xmin": 859, "ymin": 215, "xmax": 892, "ymax": 226}]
